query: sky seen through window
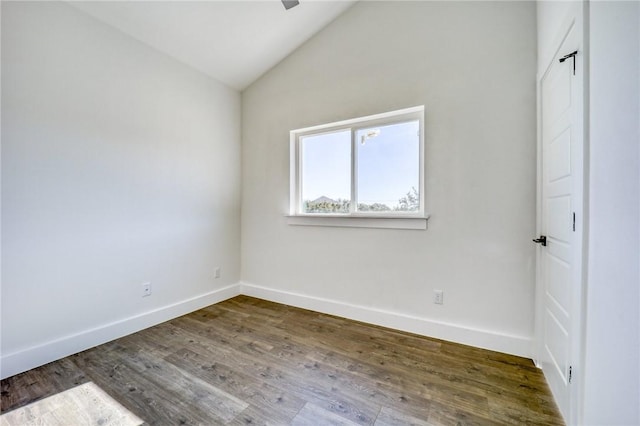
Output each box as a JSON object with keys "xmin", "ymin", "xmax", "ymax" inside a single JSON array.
[{"xmin": 301, "ymin": 121, "xmax": 419, "ymax": 209}]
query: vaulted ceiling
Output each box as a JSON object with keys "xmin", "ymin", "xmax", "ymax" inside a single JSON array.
[{"xmin": 69, "ymin": 1, "xmax": 357, "ymax": 91}]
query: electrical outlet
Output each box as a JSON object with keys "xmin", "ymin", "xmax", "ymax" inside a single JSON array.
[
  {"xmin": 434, "ymin": 289, "xmax": 444, "ymax": 305},
  {"xmin": 142, "ymin": 282, "xmax": 152, "ymax": 297},
  {"xmin": 214, "ymin": 267, "xmax": 221, "ymax": 279}
]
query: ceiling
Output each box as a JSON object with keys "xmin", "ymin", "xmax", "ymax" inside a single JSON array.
[{"xmin": 69, "ymin": 1, "xmax": 357, "ymax": 91}]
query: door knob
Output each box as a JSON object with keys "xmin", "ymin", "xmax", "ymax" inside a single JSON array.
[{"xmin": 532, "ymin": 236, "xmax": 547, "ymax": 246}]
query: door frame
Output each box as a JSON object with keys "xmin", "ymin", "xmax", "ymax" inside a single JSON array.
[{"xmin": 534, "ymin": 2, "xmax": 588, "ymax": 424}]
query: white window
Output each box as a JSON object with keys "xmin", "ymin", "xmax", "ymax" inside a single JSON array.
[{"xmin": 289, "ymin": 106, "xmax": 427, "ymax": 229}]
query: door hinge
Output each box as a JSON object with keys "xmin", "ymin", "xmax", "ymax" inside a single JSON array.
[
  {"xmin": 559, "ymin": 50, "xmax": 578, "ymax": 75},
  {"xmin": 573, "ymin": 212, "xmax": 576, "ymax": 232},
  {"xmin": 569, "ymin": 365, "xmax": 573, "ymax": 384}
]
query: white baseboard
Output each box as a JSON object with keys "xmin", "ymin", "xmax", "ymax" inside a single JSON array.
[
  {"xmin": 240, "ymin": 282, "xmax": 533, "ymax": 359},
  {"xmin": 2, "ymin": 281, "xmax": 533, "ymax": 379},
  {"xmin": 1, "ymin": 283, "xmax": 241, "ymax": 379}
]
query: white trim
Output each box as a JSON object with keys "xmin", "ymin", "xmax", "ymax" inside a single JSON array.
[
  {"xmin": 292, "ymin": 105, "xmax": 424, "ymax": 135},
  {"xmin": 240, "ymin": 282, "xmax": 533, "ymax": 358},
  {"xmin": 0, "ymin": 283, "xmax": 241, "ymax": 379},
  {"xmin": 285, "ymin": 214, "xmax": 429, "ymax": 230}
]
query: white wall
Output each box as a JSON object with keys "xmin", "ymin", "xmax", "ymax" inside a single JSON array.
[
  {"xmin": 583, "ymin": 1, "xmax": 640, "ymax": 424},
  {"xmin": 1, "ymin": 1, "xmax": 242, "ymax": 378},
  {"xmin": 241, "ymin": 1, "xmax": 537, "ymax": 356}
]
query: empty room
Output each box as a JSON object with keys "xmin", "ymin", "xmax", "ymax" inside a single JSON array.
[{"xmin": 1, "ymin": 0, "xmax": 638, "ymax": 425}]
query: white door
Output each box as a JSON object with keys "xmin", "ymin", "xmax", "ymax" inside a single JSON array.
[{"xmin": 537, "ymin": 11, "xmax": 584, "ymax": 425}]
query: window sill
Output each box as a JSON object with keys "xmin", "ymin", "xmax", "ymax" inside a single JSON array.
[{"xmin": 285, "ymin": 214, "xmax": 430, "ymax": 230}]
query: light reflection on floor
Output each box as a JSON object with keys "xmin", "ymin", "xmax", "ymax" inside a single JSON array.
[{"xmin": 0, "ymin": 382, "xmax": 143, "ymax": 426}]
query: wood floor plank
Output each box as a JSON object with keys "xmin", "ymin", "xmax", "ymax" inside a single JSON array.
[
  {"xmin": 1, "ymin": 296, "xmax": 563, "ymax": 425},
  {"xmin": 166, "ymin": 318, "xmax": 380, "ymax": 425},
  {"xmin": 205, "ymin": 309, "xmax": 486, "ymax": 420},
  {"xmin": 164, "ymin": 348, "xmax": 305, "ymax": 424},
  {"xmin": 0, "ymin": 382, "xmax": 143, "ymax": 426},
  {"xmin": 373, "ymin": 406, "xmax": 430, "ymax": 426},
  {"xmin": 291, "ymin": 402, "xmax": 362, "ymax": 426},
  {"xmin": 195, "ymin": 312, "xmax": 432, "ymax": 414},
  {"xmin": 72, "ymin": 347, "xmax": 224, "ymax": 425},
  {"xmin": 426, "ymin": 401, "xmax": 499, "ymax": 426},
  {"xmin": 103, "ymin": 343, "xmax": 249, "ymax": 423},
  {"xmin": 129, "ymin": 319, "xmax": 378, "ymax": 425},
  {"xmin": 0, "ymin": 357, "xmax": 89, "ymax": 413},
  {"xmin": 227, "ymin": 403, "xmax": 297, "ymax": 426},
  {"xmin": 270, "ymin": 314, "xmax": 546, "ymax": 421}
]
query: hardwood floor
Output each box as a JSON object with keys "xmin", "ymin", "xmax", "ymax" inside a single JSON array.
[{"xmin": 1, "ymin": 296, "xmax": 563, "ymax": 425}]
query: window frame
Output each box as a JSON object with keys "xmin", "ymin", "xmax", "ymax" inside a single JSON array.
[{"xmin": 289, "ymin": 106, "xmax": 428, "ymax": 228}]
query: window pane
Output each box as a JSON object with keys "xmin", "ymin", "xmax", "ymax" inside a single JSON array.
[
  {"xmin": 356, "ymin": 121, "xmax": 420, "ymax": 212},
  {"xmin": 301, "ymin": 130, "xmax": 351, "ymax": 214}
]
